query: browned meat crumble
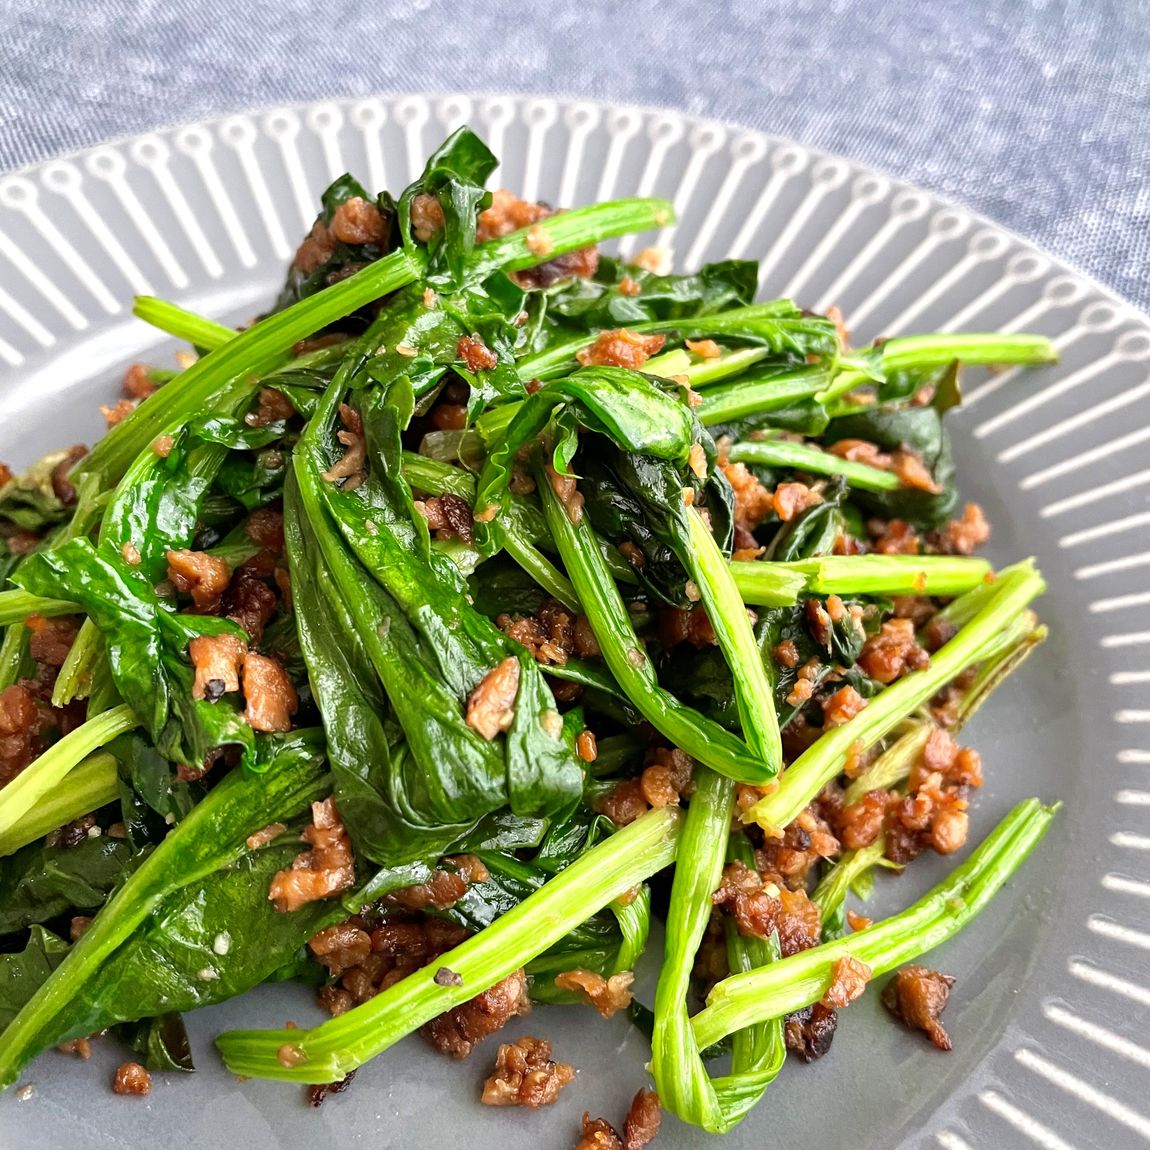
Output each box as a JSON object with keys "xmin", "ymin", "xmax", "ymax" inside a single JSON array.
[
  {"xmin": 481, "ymin": 1036, "xmax": 575, "ymax": 1108},
  {"xmin": 882, "ymin": 965, "xmax": 956, "ymax": 1049}
]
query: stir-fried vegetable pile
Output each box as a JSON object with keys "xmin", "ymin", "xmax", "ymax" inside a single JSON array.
[{"xmin": 0, "ymin": 129, "xmax": 1058, "ymax": 1135}]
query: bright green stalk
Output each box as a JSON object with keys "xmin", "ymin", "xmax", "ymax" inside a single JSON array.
[
  {"xmin": 693, "ymin": 798, "xmax": 1057, "ymax": 1049},
  {"xmin": 216, "ymin": 805, "xmax": 683, "ymax": 1082},
  {"xmin": 0, "ymin": 752, "xmax": 119, "ymax": 857},
  {"xmin": 501, "ymin": 531, "xmax": 580, "ymax": 613},
  {"xmin": 516, "ymin": 300, "xmax": 822, "ymax": 380},
  {"xmin": 810, "ymin": 839, "xmax": 889, "ymax": 919},
  {"xmin": 727, "ymin": 438, "xmax": 901, "ymax": 492},
  {"xmin": 537, "ymin": 467, "xmax": 774, "ymax": 784},
  {"xmin": 51, "ymin": 618, "xmax": 102, "ymax": 707},
  {"xmin": 651, "ymin": 767, "xmax": 734, "ymax": 1132},
  {"xmin": 819, "ymin": 332, "xmax": 1059, "ymax": 403},
  {"xmin": 0, "ymin": 624, "xmax": 28, "ymax": 690},
  {"xmin": 0, "ymin": 705, "xmax": 137, "ymax": 842},
  {"xmin": 745, "ymin": 562, "xmax": 1045, "ymax": 830},
  {"xmin": 697, "ymin": 366, "xmax": 831, "ymax": 426},
  {"xmin": 731, "ymin": 554, "xmax": 993, "ymax": 605},
  {"xmin": 132, "ymin": 298, "xmax": 235, "ymax": 351},
  {"xmin": 646, "ymin": 346, "xmax": 774, "ymax": 386},
  {"xmin": 684, "ymin": 509, "xmax": 781, "ymax": 770},
  {"xmin": 0, "ymin": 590, "xmax": 78, "ymax": 626}
]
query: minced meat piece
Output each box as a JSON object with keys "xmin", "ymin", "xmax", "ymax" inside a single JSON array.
[
  {"xmin": 320, "ymin": 404, "xmax": 367, "ymax": 491},
  {"xmin": 388, "ymin": 855, "xmax": 490, "ymax": 910},
  {"xmin": 100, "ymin": 399, "xmax": 135, "ymax": 427},
  {"xmin": 294, "ymin": 218, "xmax": 337, "ymax": 275},
  {"xmin": 721, "ymin": 462, "xmax": 774, "ymax": 533},
  {"xmin": 307, "ymin": 1068, "xmax": 357, "ymax": 1108},
  {"xmin": 595, "ymin": 779, "xmax": 649, "ymax": 827},
  {"xmin": 456, "ymin": 334, "xmax": 498, "ymax": 373},
  {"xmin": 784, "ymin": 1002, "xmax": 838, "ymax": 1061},
  {"xmin": 576, "ymin": 1114, "xmax": 624, "ymax": 1150},
  {"xmin": 576, "ymin": 329, "xmax": 666, "ymax": 370},
  {"xmin": 933, "ymin": 502, "xmax": 991, "ymax": 555},
  {"xmin": 476, "ymin": 190, "xmax": 597, "ymax": 290},
  {"xmin": 329, "ymin": 197, "xmax": 386, "ymax": 245},
  {"xmin": 245, "ymin": 507, "xmax": 285, "ymax": 552},
  {"xmin": 123, "ymin": 363, "xmax": 157, "ymax": 399},
  {"xmin": 222, "ymin": 567, "xmax": 278, "ymax": 644},
  {"xmin": 246, "ymin": 822, "xmax": 286, "ymax": 850},
  {"xmin": 821, "ymin": 955, "xmax": 872, "ymax": 1008},
  {"xmin": 660, "ymin": 605, "xmax": 719, "ymax": 650},
  {"xmin": 545, "ymin": 461, "xmax": 585, "ymax": 523},
  {"xmin": 188, "ymin": 634, "xmax": 247, "ymax": 702},
  {"xmin": 112, "ymin": 1061, "xmax": 151, "ymax": 1096},
  {"xmin": 246, "ymin": 387, "xmax": 295, "ymax": 428},
  {"xmin": 166, "ymin": 549, "xmax": 231, "ymax": 611},
  {"xmin": 481, "ymin": 1036, "xmax": 575, "ymax": 1108},
  {"xmin": 772, "ymin": 482, "xmax": 822, "ymax": 522},
  {"xmin": 308, "ymin": 923, "xmax": 372, "ymax": 975},
  {"xmin": 242, "ymin": 652, "xmax": 297, "ymax": 732},
  {"xmin": 26, "ymin": 614, "xmax": 80, "ymax": 668},
  {"xmin": 858, "ymin": 618, "xmax": 930, "ymax": 684},
  {"xmin": 713, "ymin": 860, "xmax": 781, "ymax": 939},
  {"xmin": 410, "ymin": 193, "xmax": 446, "ymax": 242},
  {"xmin": 554, "ymin": 968, "xmax": 634, "ymax": 1018},
  {"xmin": 835, "ymin": 789, "xmax": 886, "ymax": 850},
  {"xmin": 822, "ymin": 685, "xmax": 868, "ymax": 727},
  {"xmin": 49, "ymin": 445, "xmax": 86, "ymax": 505},
  {"xmin": 466, "ymin": 657, "xmax": 520, "ymax": 740},
  {"xmin": 775, "ymin": 886, "xmax": 822, "ymax": 957},
  {"xmin": 869, "ymin": 518, "xmax": 921, "ymax": 555},
  {"xmin": 268, "ymin": 798, "xmax": 355, "ymax": 911},
  {"xmin": 496, "ymin": 600, "xmax": 599, "ymax": 666},
  {"xmin": 0, "ymin": 461, "xmax": 10, "ymax": 487},
  {"xmin": 414, "ymin": 493, "xmax": 473, "ymax": 543},
  {"xmin": 421, "ymin": 968, "xmax": 530, "ymax": 1059},
  {"xmin": 477, "ymin": 189, "xmax": 549, "ymax": 241},
  {"xmin": 882, "ymin": 965, "xmax": 956, "ymax": 1050},
  {"xmin": 623, "ymin": 1089, "xmax": 662, "ymax": 1149}
]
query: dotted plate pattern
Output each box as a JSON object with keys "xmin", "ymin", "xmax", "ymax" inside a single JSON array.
[{"xmin": 1, "ymin": 95, "xmax": 1148, "ymax": 1150}]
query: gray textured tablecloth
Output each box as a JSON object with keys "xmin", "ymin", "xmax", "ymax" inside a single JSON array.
[{"xmin": 1, "ymin": 0, "xmax": 1147, "ymax": 310}]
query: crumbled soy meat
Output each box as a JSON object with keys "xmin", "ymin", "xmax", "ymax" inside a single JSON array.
[
  {"xmin": 858, "ymin": 618, "xmax": 930, "ymax": 684},
  {"xmin": 320, "ymin": 404, "xmax": 367, "ymax": 491},
  {"xmin": 659, "ymin": 604, "xmax": 719, "ymax": 650},
  {"xmin": 294, "ymin": 218, "xmax": 337, "ymax": 275},
  {"xmin": 222, "ymin": 567, "xmax": 278, "ymax": 644},
  {"xmin": 100, "ymin": 399, "xmax": 135, "ymax": 428},
  {"xmin": 152, "ymin": 435, "xmax": 174, "ymax": 458},
  {"xmin": 822, "ymin": 955, "xmax": 872, "ymax": 1008},
  {"xmin": 49, "ymin": 445, "xmax": 86, "ymax": 505},
  {"xmin": 869, "ymin": 518, "xmax": 921, "ymax": 555},
  {"xmin": 246, "ymin": 387, "xmax": 295, "ymax": 428},
  {"xmin": 388, "ymin": 855, "xmax": 490, "ymax": 910},
  {"xmin": 914, "ymin": 728, "xmax": 983, "ymax": 789},
  {"xmin": 576, "ymin": 329, "xmax": 666, "ymax": 370},
  {"xmin": 576, "ymin": 730, "xmax": 598, "ymax": 762},
  {"xmin": 713, "ymin": 860, "xmax": 781, "ymax": 939},
  {"xmin": 773, "ymin": 639, "xmax": 800, "ymax": 668},
  {"xmin": 784, "ymin": 1002, "xmax": 838, "ymax": 1061},
  {"xmin": 822, "ymin": 685, "xmax": 868, "ymax": 727},
  {"xmin": 596, "ymin": 749, "xmax": 693, "ymax": 826},
  {"xmin": 188, "ymin": 634, "xmax": 247, "ymax": 702},
  {"xmin": 553, "ymin": 969, "xmax": 634, "ymax": 1018},
  {"xmin": 847, "ymin": 909, "xmax": 873, "ymax": 932},
  {"xmin": 0, "ymin": 461, "xmax": 10, "ymax": 487},
  {"xmin": 329, "ymin": 197, "xmax": 386, "ymax": 245},
  {"xmin": 421, "ymin": 968, "xmax": 531, "ymax": 1059},
  {"xmin": 932, "ymin": 502, "xmax": 990, "ymax": 555},
  {"xmin": 546, "ymin": 460, "xmax": 585, "ymax": 523},
  {"xmin": 466, "ymin": 657, "xmax": 520, "ymax": 740},
  {"xmin": 920, "ymin": 613, "xmax": 958, "ymax": 652},
  {"xmin": 57, "ymin": 1037, "xmax": 93, "ymax": 1058},
  {"xmin": 481, "ymin": 1036, "xmax": 575, "ymax": 1108},
  {"xmin": 410, "ymin": 193, "xmax": 446, "ymax": 242},
  {"xmin": 835, "ymin": 789, "xmax": 887, "ymax": 850},
  {"xmin": 828, "ymin": 439, "xmax": 939, "ymax": 493},
  {"xmin": 475, "ymin": 190, "xmax": 598, "ymax": 289},
  {"xmin": 456, "ymin": 334, "xmax": 498, "ymax": 373},
  {"xmin": 112, "ymin": 1061, "xmax": 151, "ymax": 1096},
  {"xmin": 307, "ymin": 1068, "xmax": 357, "ymax": 1108},
  {"xmin": 242, "ymin": 653, "xmax": 297, "ymax": 733},
  {"xmin": 123, "ymin": 363, "xmax": 157, "ymax": 399},
  {"xmin": 69, "ymin": 915, "xmax": 92, "ymax": 942},
  {"xmin": 595, "ymin": 779, "xmax": 649, "ymax": 827},
  {"xmin": 246, "ymin": 822, "xmax": 286, "ymax": 850},
  {"xmin": 477, "ymin": 189, "xmax": 549, "ymax": 241},
  {"xmin": 577, "ymin": 1114, "xmax": 624, "ymax": 1150},
  {"xmin": 415, "ymin": 493, "xmax": 474, "ymax": 543},
  {"xmin": 773, "ymin": 886, "xmax": 822, "ymax": 957},
  {"xmin": 772, "ymin": 482, "xmax": 822, "ymax": 522},
  {"xmin": 686, "ymin": 338, "xmax": 721, "ymax": 359},
  {"xmin": 882, "ymin": 965, "xmax": 956, "ymax": 1050},
  {"xmin": 721, "ymin": 462, "xmax": 774, "ymax": 533},
  {"xmin": 497, "ymin": 600, "xmax": 587, "ymax": 666},
  {"xmin": 623, "ymin": 1089, "xmax": 662, "ymax": 1149},
  {"xmin": 26, "ymin": 614, "xmax": 79, "ymax": 668},
  {"xmin": 245, "ymin": 507, "xmax": 286, "ymax": 552},
  {"xmin": 632, "ymin": 247, "xmax": 671, "ymax": 275},
  {"xmin": 269, "ymin": 798, "xmax": 355, "ymax": 911},
  {"xmin": 166, "ymin": 549, "xmax": 231, "ymax": 611},
  {"xmin": 46, "ymin": 815, "xmax": 97, "ymax": 848},
  {"xmin": 308, "ymin": 923, "xmax": 372, "ymax": 975}
]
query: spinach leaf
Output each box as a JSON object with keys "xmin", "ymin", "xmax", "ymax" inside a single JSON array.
[
  {"xmin": 0, "ymin": 928, "xmax": 69, "ymax": 1033},
  {"xmin": 120, "ymin": 1012, "xmax": 194, "ymax": 1073},
  {"xmin": 0, "ymin": 837, "xmax": 136, "ymax": 937}
]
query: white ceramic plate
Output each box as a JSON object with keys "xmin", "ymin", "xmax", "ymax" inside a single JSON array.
[{"xmin": 1, "ymin": 94, "xmax": 1149, "ymax": 1150}]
